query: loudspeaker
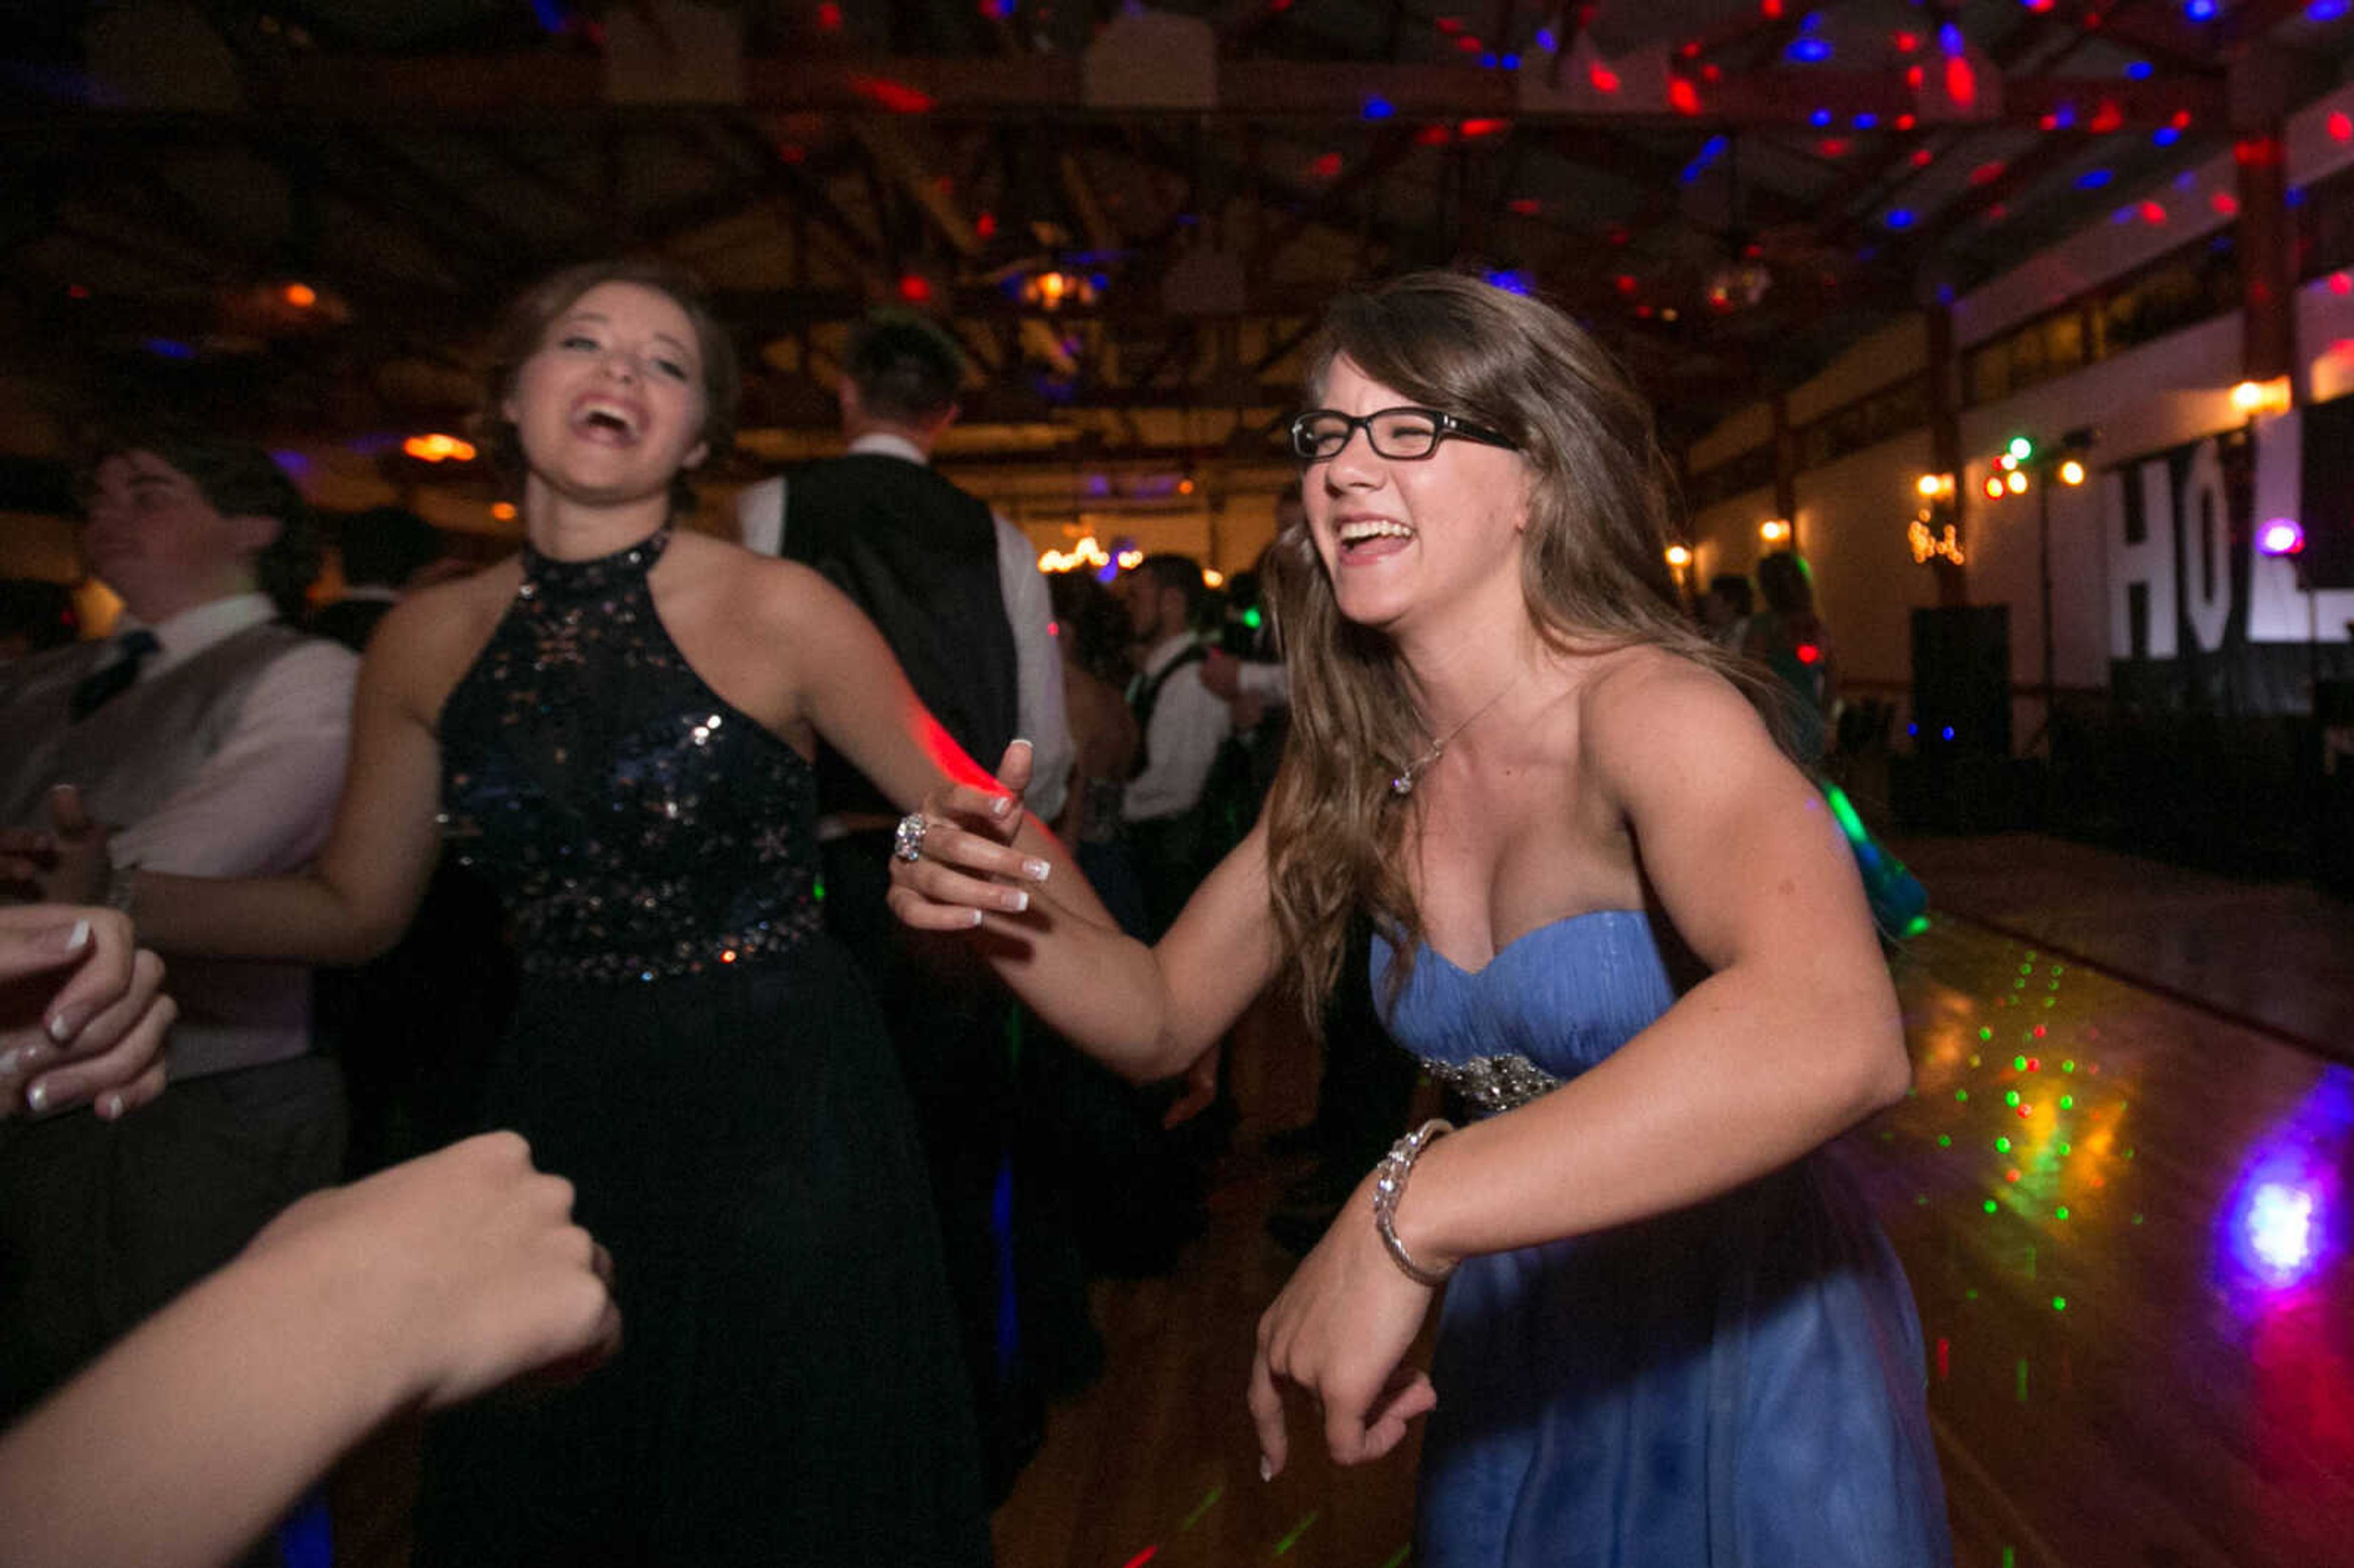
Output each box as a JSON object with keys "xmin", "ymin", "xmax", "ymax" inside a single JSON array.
[{"xmin": 1911, "ymin": 604, "xmax": 2011, "ymax": 758}]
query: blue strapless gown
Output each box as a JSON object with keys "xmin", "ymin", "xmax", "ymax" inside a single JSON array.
[{"xmin": 1373, "ymin": 912, "xmax": 1951, "ymax": 1568}]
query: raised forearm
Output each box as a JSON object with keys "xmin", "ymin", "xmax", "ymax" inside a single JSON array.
[
  {"xmin": 127, "ymin": 866, "xmax": 408, "ymax": 966},
  {"xmin": 1395, "ymin": 963, "xmax": 1909, "ymax": 1269},
  {"xmin": 0, "ymin": 1248, "xmax": 412, "ymax": 1568}
]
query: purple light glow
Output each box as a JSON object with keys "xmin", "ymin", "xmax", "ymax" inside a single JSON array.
[
  {"xmin": 2219, "ymin": 1067, "xmax": 2350, "ymax": 1299},
  {"xmin": 2257, "ymin": 518, "xmax": 2307, "ymax": 556}
]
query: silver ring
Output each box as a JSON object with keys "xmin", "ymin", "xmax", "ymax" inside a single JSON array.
[{"xmin": 893, "ymin": 812, "xmax": 928, "ymax": 864}]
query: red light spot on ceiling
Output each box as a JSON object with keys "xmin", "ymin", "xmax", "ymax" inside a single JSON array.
[
  {"xmin": 1669, "ymin": 78, "xmax": 1701, "ymax": 115},
  {"xmin": 849, "ymin": 74, "xmax": 937, "ymax": 113},
  {"xmin": 897, "ymin": 274, "xmax": 932, "ymax": 304},
  {"xmin": 1508, "ymin": 197, "xmax": 1542, "ymax": 215},
  {"xmin": 1818, "ymin": 138, "xmax": 1849, "ymax": 157},
  {"xmin": 2209, "ymin": 192, "xmax": 2238, "ymax": 217},
  {"xmin": 1911, "ymin": 147, "xmax": 1935, "ymax": 168},
  {"xmin": 816, "ymin": 1, "xmax": 842, "ymax": 28},
  {"xmin": 1414, "ymin": 124, "xmax": 1453, "ymax": 146},
  {"xmin": 2141, "ymin": 200, "xmax": 2166, "ymax": 224},
  {"xmin": 1946, "ymin": 58, "xmax": 1978, "ymax": 108},
  {"xmin": 1895, "ymin": 31, "xmax": 1919, "ymax": 51},
  {"xmin": 1310, "ymin": 151, "xmax": 1343, "ymax": 178},
  {"xmin": 1589, "ymin": 64, "xmax": 1621, "ymax": 93},
  {"xmin": 1459, "ymin": 117, "xmax": 1510, "ymax": 138},
  {"xmin": 1615, "ymin": 273, "xmax": 1639, "ymax": 294},
  {"xmin": 2331, "ymin": 113, "xmax": 2353, "ymax": 142}
]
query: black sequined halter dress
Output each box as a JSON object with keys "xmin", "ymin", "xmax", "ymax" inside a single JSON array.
[{"xmin": 416, "ymin": 525, "xmax": 989, "ymax": 1567}]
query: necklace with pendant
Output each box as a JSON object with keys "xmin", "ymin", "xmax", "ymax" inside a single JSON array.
[{"xmin": 1389, "ymin": 668, "xmax": 1527, "ymax": 797}]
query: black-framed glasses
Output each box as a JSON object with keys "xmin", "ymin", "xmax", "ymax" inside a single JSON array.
[{"xmin": 1287, "ymin": 406, "xmax": 1518, "ymax": 463}]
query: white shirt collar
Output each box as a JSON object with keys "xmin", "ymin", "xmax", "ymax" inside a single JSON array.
[
  {"xmin": 119, "ymin": 593, "xmax": 278, "ymax": 678},
  {"xmin": 1140, "ymin": 632, "xmax": 1200, "ymax": 679},
  {"xmin": 847, "ymin": 432, "xmax": 931, "ymax": 467}
]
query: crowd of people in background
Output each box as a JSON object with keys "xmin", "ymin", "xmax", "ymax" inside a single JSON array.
[{"xmin": 0, "ymin": 262, "xmax": 1946, "ymax": 1568}]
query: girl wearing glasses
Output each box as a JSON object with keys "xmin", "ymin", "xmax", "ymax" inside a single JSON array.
[{"xmin": 891, "ymin": 272, "xmax": 1949, "ymax": 1566}]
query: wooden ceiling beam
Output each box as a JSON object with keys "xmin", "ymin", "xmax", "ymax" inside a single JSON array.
[{"xmin": 17, "ymin": 53, "xmax": 2209, "ymax": 131}]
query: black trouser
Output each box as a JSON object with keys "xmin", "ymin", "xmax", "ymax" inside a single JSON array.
[{"xmin": 0, "ymin": 1054, "xmax": 348, "ymax": 1425}]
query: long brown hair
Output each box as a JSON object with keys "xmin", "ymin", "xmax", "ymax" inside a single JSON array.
[{"xmin": 1262, "ymin": 272, "xmax": 1767, "ymax": 1020}]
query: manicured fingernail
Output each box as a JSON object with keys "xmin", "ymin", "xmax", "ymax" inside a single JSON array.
[
  {"xmin": 1259, "ymin": 1455, "xmax": 1274, "ymax": 1482},
  {"xmin": 45, "ymin": 1010, "xmax": 78, "ymax": 1045},
  {"xmin": 98, "ymin": 1091, "xmax": 126, "ymax": 1121},
  {"xmin": 1010, "ymin": 736, "xmax": 1032, "ymax": 750},
  {"xmin": 968, "ymin": 909, "xmax": 986, "ymax": 928},
  {"xmin": 63, "ymin": 918, "xmax": 90, "ymax": 954},
  {"xmin": 1023, "ymin": 858, "xmax": 1051, "ymax": 883},
  {"xmin": 25, "ymin": 1081, "xmax": 49, "ymax": 1114},
  {"xmin": 1005, "ymin": 889, "xmax": 1029, "ymax": 913},
  {"xmin": 992, "ymin": 795, "xmax": 1015, "ymax": 818},
  {"xmin": 0, "ymin": 1045, "xmax": 45, "ymax": 1079}
]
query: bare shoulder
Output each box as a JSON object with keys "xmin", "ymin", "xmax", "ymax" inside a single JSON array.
[
  {"xmin": 666, "ymin": 530, "xmax": 842, "ymax": 632},
  {"xmin": 1577, "ymin": 644, "xmax": 1781, "ymax": 793},
  {"xmin": 1580, "ymin": 644, "xmax": 1756, "ymax": 738},
  {"xmin": 364, "ymin": 558, "xmax": 522, "ymax": 717}
]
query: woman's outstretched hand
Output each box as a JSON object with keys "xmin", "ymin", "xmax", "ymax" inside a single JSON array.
[
  {"xmin": 886, "ymin": 738, "xmax": 1056, "ymax": 934},
  {"xmin": 1247, "ymin": 1168, "xmax": 1441, "ymax": 1480}
]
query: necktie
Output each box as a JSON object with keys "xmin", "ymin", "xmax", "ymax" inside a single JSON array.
[{"xmin": 67, "ymin": 630, "xmax": 162, "ymax": 722}]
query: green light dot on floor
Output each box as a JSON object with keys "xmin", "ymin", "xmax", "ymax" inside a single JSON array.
[
  {"xmin": 2062, "ymin": 1059, "xmax": 2075, "ymax": 1073},
  {"xmin": 2131, "ymin": 1213, "xmax": 2145, "ymax": 1224},
  {"xmin": 2052, "ymin": 1296, "xmax": 2066, "ymax": 1311},
  {"xmin": 1995, "ymin": 1136, "xmax": 2011, "ymax": 1152},
  {"xmin": 1979, "ymin": 1027, "xmax": 1994, "ymax": 1041},
  {"xmin": 2043, "ymin": 996, "xmax": 2057, "ymax": 1007},
  {"xmin": 2055, "ymin": 1206, "xmax": 2069, "ymax": 1220},
  {"xmin": 1956, "ymin": 1089, "xmax": 1969, "ymax": 1102},
  {"xmin": 2013, "ymin": 1054, "xmax": 2028, "ymax": 1071},
  {"xmin": 2060, "ymin": 1095, "xmax": 2073, "ymax": 1110},
  {"xmin": 1966, "ymin": 1287, "xmax": 1979, "ymax": 1300},
  {"xmin": 1984, "ymin": 1199, "xmax": 1998, "ymax": 1214},
  {"xmin": 2060, "ymin": 1142, "xmax": 2071, "ymax": 1155},
  {"xmin": 2005, "ymin": 1090, "xmax": 2021, "ymax": 1106},
  {"xmin": 1937, "ymin": 1135, "xmax": 1952, "ymax": 1147}
]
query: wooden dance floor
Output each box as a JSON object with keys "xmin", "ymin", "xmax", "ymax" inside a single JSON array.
[{"xmin": 992, "ymin": 835, "xmax": 2354, "ymax": 1568}]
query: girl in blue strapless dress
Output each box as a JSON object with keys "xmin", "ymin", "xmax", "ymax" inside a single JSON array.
[{"xmin": 893, "ymin": 272, "xmax": 1951, "ymax": 1566}]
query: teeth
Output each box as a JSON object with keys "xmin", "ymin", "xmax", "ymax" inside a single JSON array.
[
  {"xmin": 1339, "ymin": 519, "xmax": 1412, "ymax": 544},
  {"xmin": 574, "ymin": 400, "xmax": 639, "ymax": 435}
]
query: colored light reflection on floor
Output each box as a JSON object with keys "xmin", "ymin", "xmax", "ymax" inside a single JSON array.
[
  {"xmin": 1271, "ymin": 1510, "xmax": 1319, "ymax": 1555},
  {"xmin": 2220, "ymin": 1066, "xmax": 2350, "ymax": 1296}
]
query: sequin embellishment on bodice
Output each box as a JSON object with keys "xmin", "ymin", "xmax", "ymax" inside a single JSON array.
[{"xmin": 438, "ymin": 525, "xmax": 824, "ymax": 983}]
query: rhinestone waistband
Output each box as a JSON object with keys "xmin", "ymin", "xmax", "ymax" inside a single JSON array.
[{"xmin": 1415, "ymin": 1051, "xmax": 1564, "ymax": 1115}]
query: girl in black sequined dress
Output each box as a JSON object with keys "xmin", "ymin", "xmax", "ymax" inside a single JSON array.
[{"xmin": 69, "ymin": 260, "xmax": 1099, "ymax": 1566}]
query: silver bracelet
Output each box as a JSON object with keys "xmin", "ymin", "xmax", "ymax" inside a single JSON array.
[
  {"xmin": 104, "ymin": 858, "xmax": 137, "ymax": 921},
  {"xmin": 1371, "ymin": 1117, "xmax": 1456, "ymax": 1287}
]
